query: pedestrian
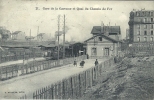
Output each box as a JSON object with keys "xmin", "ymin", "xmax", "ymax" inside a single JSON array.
[
  {"xmin": 74, "ymin": 59, "xmax": 77, "ymax": 66},
  {"xmin": 80, "ymin": 60, "xmax": 85, "ymax": 68},
  {"xmin": 95, "ymin": 59, "xmax": 99, "ymax": 66},
  {"xmin": 114, "ymin": 56, "xmax": 117, "ymax": 63},
  {"xmin": 87, "ymin": 54, "xmax": 89, "ymax": 59}
]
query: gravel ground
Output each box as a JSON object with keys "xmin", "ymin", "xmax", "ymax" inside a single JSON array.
[{"xmin": 81, "ymin": 57, "xmax": 154, "ymax": 100}]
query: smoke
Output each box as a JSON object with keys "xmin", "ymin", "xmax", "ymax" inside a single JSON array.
[{"xmin": 54, "ymin": 25, "xmax": 70, "ymax": 41}]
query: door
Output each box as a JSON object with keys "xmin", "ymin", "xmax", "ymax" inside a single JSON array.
[{"xmin": 104, "ymin": 48, "xmax": 109, "ymax": 56}]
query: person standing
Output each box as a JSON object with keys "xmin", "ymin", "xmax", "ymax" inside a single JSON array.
[
  {"xmin": 95, "ymin": 59, "xmax": 99, "ymax": 66},
  {"xmin": 74, "ymin": 59, "xmax": 77, "ymax": 66}
]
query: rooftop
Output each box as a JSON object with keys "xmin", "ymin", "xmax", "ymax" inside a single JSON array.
[
  {"xmin": 91, "ymin": 26, "xmax": 121, "ymax": 34},
  {"xmin": 84, "ymin": 34, "xmax": 121, "ymax": 43},
  {"xmin": 12, "ymin": 31, "xmax": 22, "ymax": 35}
]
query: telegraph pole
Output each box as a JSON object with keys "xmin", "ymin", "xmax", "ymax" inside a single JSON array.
[
  {"xmin": 63, "ymin": 14, "xmax": 65, "ymax": 59},
  {"xmin": 29, "ymin": 29, "xmax": 31, "ymax": 46},
  {"xmin": 57, "ymin": 15, "xmax": 60, "ymax": 61},
  {"xmin": 37, "ymin": 26, "xmax": 39, "ymax": 41}
]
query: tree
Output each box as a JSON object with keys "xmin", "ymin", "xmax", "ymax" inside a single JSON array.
[{"xmin": 0, "ymin": 27, "xmax": 10, "ymax": 41}]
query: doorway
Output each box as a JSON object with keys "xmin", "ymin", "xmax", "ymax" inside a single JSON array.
[{"xmin": 104, "ymin": 48, "xmax": 109, "ymax": 56}]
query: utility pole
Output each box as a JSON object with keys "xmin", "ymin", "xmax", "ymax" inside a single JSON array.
[
  {"xmin": 29, "ymin": 29, "xmax": 31, "ymax": 59},
  {"xmin": 63, "ymin": 14, "xmax": 65, "ymax": 59},
  {"xmin": 57, "ymin": 15, "xmax": 60, "ymax": 61},
  {"xmin": 29, "ymin": 29, "xmax": 31, "ymax": 46},
  {"xmin": 37, "ymin": 26, "xmax": 39, "ymax": 41}
]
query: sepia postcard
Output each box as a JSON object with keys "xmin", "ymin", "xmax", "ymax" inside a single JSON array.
[{"xmin": 0, "ymin": 0, "xmax": 154, "ymax": 99}]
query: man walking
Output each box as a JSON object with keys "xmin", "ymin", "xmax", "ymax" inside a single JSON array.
[
  {"xmin": 95, "ymin": 59, "xmax": 99, "ymax": 66},
  {"xmin": 80, "ymin": 60, "xmax": 85, "ymax": 68}
]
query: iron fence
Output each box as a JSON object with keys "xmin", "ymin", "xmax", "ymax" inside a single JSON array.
[{"xmin": 0, "ymin": 53, "xmax": 42, "ymax": 64}]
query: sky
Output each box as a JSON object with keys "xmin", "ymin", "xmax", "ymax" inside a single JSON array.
[{"xmin": 0, "ymin": 0, "xmax": 154, "ymax": 43}]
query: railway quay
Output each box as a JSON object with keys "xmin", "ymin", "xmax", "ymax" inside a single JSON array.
[
  {"xmin": 0, "ymin": 57, "xmax": 115, "ymax": 99},
  {"xmin": 0, "ymin": 55, "xmax": 86, "ymax": 81}
]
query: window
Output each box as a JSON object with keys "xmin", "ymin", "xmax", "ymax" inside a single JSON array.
[
  {"xmin": 148, "ymin": 12, "xmax": 150, "ymax": 16},
  {"xmin": 136, "ymin": 12, "xmax": 139, "ymax": 16},
  {"xmin": 140, "ymin": 18, "xmax": 142, "ymax": 22},
  {"xmin": 142, "ymin": 12, "xmax": 145, "ymax": 16},
  {"xmin": 151, "ymin": 18, "xmax": 153, "ymax": 22},
  {"xmin": 144, "ymin": 25, "xmax": 147, "ymax": 29},
  {"xmin": 137, "ymin": 37, "xmax": 140, "ymax": 42},
  {"xmin": 99, "ymin": 37, "xmax": 102, "ymax": 41},
  {"xmin": 144, "ymin": 37, "xmax": 147, "ymax": 42},
  {"xmin": 151, "ymin": 37, "xmax": 153, "ymax": 41},
  {"xmin": 145, "ymin": 18, "xmax": 147, "ymax": 22},
  {"xmin": 151, "ymin": 12, "xmax": 153, "ymax": 16},
  {"xmin": 151, "ymin": 24, "xmax": 153, "ymax": 29},
  {"xmin": 137, "ymin": 31, "xmax": 140, "ymax": 35},
  {"xmin": 143, "ymin": 18, "xmax": 145, "ymax": 22},
  {"xmin": 151, "ymin": 30, "xmax": 153, "ymax": 35},
  {"xmin": 91, "ymin": 47, "xmax": 97, "ymax": 56},
  {"xmin": 144, "ymin": 31, "xmax": 147, "ymax": 35},
  {"xmin": 137, "ymin": 25, "xmax": 140, "ymax": 29}
]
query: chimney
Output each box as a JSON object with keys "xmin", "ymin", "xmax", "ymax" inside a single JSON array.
[
  {"xmin": 106, "ymin": 24, "xmax": 109, "ymax": 36},
  {"xmin": 101, "ymin": 21, "xmax": 104, "ymax": 34},
  {"xmin": 109, "ymin": 22, "xmax": 110, "ymax": 33}
]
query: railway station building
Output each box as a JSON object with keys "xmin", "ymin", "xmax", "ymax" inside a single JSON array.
[{"xmin": 84, "ymin": 24, "xmax": 122, "ymax": 58}]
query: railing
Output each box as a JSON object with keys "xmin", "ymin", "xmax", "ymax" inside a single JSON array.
[
  {"xmin": 0, "ymin": 53, "xmax": 43, "ymax": 64},
  {"xmin": 89, "ymin": 56, "xmax": 110, "ymax": 59},
  {"xmin": 21, "ymin": 57, "xmax": 115, "ymax": 99},
  {"xmin": 0, "ymin": 65, "xmax": 19, "ymax": 81},
  {"xmin": 0, "ymin": 55, "xmax": 87, "ymax": 81}
]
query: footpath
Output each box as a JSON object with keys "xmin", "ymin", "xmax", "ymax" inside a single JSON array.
[{"xmin": 0, "ymin": 58, "xmax": 109, "ymax": 99}]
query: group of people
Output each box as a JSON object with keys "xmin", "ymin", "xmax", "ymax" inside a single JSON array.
[{"xmin": 73, "ymin": 59, "xmax": 99, "ymax": 67}]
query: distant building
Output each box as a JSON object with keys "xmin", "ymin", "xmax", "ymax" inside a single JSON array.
[
  {"xmin": 129, "ymin": 10, "xmax": 154, "ymax": 43},
  {"xmin": 12, "ymin": 31, "xmax": 25, "ymax": 40},
  {"xmin": 25, "ymin": 36, "xmax": 35, "ymax": 41},
  {"xmin": 0, "ymin": 26, "xmax": 11, "ymax": 40},
  {"xmin": 84, "ymin": 23, "xmax": 122, "ymax": 58},
  {"xmin": 37, "ymin": 33, "xmax": 51, "ymax": 41}
]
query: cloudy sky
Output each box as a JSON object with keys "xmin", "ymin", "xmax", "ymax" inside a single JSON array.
[{"xmin": 0, "ymin": 0, "xmax": 154, "ymax": 42}]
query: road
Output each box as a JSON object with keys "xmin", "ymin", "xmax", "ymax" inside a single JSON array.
[{"xmin": 0, "ymin": 58, "xmax": 108, "ymax": 99}]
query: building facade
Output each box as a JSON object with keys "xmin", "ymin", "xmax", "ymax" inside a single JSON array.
[
  {"xmin": 129, "ymin": 10, "xmax": 154, "ymax": 43},
  {"xmin": 84, "ymin": 25, "xmax": 121, "ymax": 58}
]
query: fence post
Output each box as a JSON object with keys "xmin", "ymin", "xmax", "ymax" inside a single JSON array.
[
  {"xmin": 50, "ymin": 85, "xmax": 53, "ymax": 99},
  {"xmin": 90, "ymin": 68, "xmax": 93, "ymax": 87},
  {"xmin": 33, "ymin": 91, "xmax": 35, "ymax": 99},
  {"xmin": 61, "ymin": 80, "xmax": 64, "ymax": 99},
  {"xmin": 72, "ymin": 76, "xmax": 75, "ymax": 99}
]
